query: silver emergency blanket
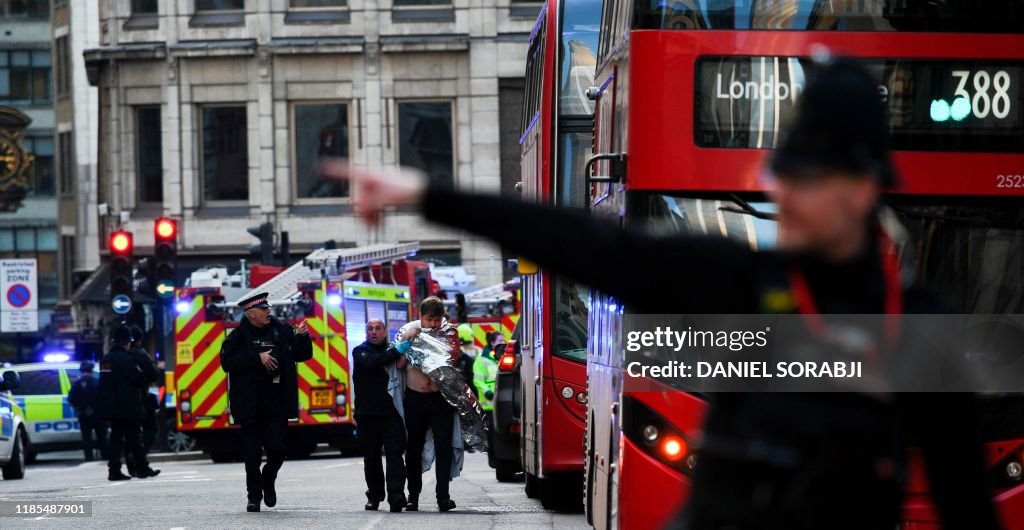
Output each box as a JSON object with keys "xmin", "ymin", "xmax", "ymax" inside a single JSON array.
[{"xmin": 401, "ymin": 323, "xmax": 489, "ymax": 452}]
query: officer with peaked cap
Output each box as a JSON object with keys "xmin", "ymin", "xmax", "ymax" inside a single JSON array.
[{"xmin": 221, "ymin": 292, "xmax": 313, "ymax": 512}]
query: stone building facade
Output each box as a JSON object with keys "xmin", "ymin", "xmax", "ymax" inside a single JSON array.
[{"xmin": 84, "ymin": 0, "xmax": 537, "ymax": 287}]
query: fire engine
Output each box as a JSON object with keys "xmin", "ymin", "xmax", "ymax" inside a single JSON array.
[{"xmin": 173, "ymin": 242, "xmax": 431, "ymax": 462}]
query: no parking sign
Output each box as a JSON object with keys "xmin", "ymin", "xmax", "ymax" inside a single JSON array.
[{"xmin": 1, "ymin": 259, "xmax": 38, "ymax": 333}]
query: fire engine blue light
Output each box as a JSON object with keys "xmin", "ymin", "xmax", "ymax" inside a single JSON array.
[
  {"xmin": 42, "ymin": 352, "xmax": 70, "ymax": 363},
  {"xmin": 175, "ymin": 300, "xmax": 191, "ymax": 314},
  {"xmin": 327, "ymin": 294, "xmax": 342, "ymax": 307}
]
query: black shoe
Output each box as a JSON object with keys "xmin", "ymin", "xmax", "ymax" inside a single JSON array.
[
  {"xmin": 405, "ymin": 496, "xmax": 418, "ymax": 512},
  {"xmin": 365, "ymin": 500, "xmax": 380, "ymax": 511},
  {"xmin": 126, "ymin": 467, "xmax": 136, "ymax": 477},
  {"xmin": 388, "ymin": 495, "xmax": 407, "ymax": 513},
  {"xmin": 247, "ymin": 502, "xmax": 260, "ymax": 513},
  {"xmin": 264, "ymin": 482, "xmax": 277, "ymax": 508},
  {"xmin": 108, "ymin": 471, "xmax": 132, "ymax": 481},
  {"xmin": 135, "ymin": 467, "xmax": 161, "ymax": 479},
  {"xmin": 438, "ymin": 499, "xmax": 456, "ymax": 512}
]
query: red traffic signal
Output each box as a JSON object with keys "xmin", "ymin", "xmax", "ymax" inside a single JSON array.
[
  {"xmin": 155, "ymin": 218, "xmax": 177, "ymax": 240},
  {"xmin": 110, "ymin": 231, "xmax": 133, "ymax": 254}
]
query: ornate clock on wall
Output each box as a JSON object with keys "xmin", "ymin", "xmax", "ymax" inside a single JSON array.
[{"xmin": 0, "ymin": 107, "xmax": 34, "ymax": 213}]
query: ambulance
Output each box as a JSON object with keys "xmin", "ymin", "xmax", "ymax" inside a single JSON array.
[{"xmin": 173, "ymin": 243, "xmax": 433, "ymax": 462}]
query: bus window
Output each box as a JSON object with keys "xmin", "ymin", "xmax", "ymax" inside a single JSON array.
[{"xmin": 633, "ymin": 0, "xmax": 1024, "ymax": 33}]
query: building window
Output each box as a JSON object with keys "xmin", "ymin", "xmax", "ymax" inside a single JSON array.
[
  {"xmin": 0, "ymin": 0, "xmax": 50, "ymax": 18},
  {"xmin": 200, "ymin": 105, "xmax": 248, "ymax": 202},
  {"xmin": 132, "ymin": 0, "xmax": 158, "ymax": 14},
  {"xmin": 0, "ymin": 50, "xmax": 52, "ymax": 105},
  {"xmin": 60, "ymin": 235, "xmax": 74, "ymax": 299},
  {"xmin": 24, "ymin": 136, "xmax": 55, "ymax": 196},
  {"xmin": 393, "ymin": 0, "xmax": 450, "ymax": 6},
  {"xmin": 290, "ymin": 0, "xmax": 346, "ymax": 7},
  {"xmin": 195, "ymin": 0, "xmax": 243, "ymax": 10},
  {"xmin": 397, "ymin": 101, "xmax": 454, "ymax": 187},
  {"xmin": 293, "ymin": 103, "xmax": 349, "ymax": 200},
  {"xmin": 55, "ymin": 36, "xmax": 69, "ymax": 98},
  {"xmin": 136, "ymin": 106, "xmax": 163, "ymax": 203},
  {"xmin": 57, "ymin": 131, "xmax": 73, "ymax": 195}
]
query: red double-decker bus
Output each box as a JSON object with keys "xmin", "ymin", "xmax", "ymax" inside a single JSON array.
[
  {"xmin": 582, "ymin": 2, "xmax": 1024, "ymax": 529},
  {"xmin": 517, "ymin": 0, "xmax": 602, "ymax": 509}
]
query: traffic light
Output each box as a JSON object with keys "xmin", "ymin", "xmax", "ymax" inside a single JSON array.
[
  {"xmin": 247, "ymin": 222, "xmax": 274, "ymax": 264},
  {"xmin": 109, "ymin": 230, "xmax": 134, "ymax": 299},
  {"xmin": 153, "ymin": 218, "xmax": 178, "ymax": 297}
]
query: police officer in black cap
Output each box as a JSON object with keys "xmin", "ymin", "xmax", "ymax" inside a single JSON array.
[
  {"xmin": 96, "ymin": 324, "xmax": 161, "ymax": 481},
  {"xmin": 220, "ymin": 292, "xmax": 313, "ymax": 512},
  {"xmin": 321, "ymin": 58, "xmax": 999, "ymax": 529},
  {"xmin": 68, "ymin": 361, "xmax": 107, "ymax": 461}
]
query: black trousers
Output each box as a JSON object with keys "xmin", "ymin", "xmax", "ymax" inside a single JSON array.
[
  {"xmin": 404, "ymin": 389, "xmax": 455, "ymax": 502},
  {"xmin": 108, "ymin": 419, "xmax": 147, "ymax": 473},
  {"xmin": 125, "ymin": 408, "xmax": 158, "ymax": 473},
  {"xmin": 79, "ymin": 417, "xmax": 108, "ymax": 461},
  {"xmin": 240, "ymin": 397, "xmax": 288, "ymax": 503},
  {"xmin": 356, "ymin": 413, "xmax": 407, "ymax": 503}
]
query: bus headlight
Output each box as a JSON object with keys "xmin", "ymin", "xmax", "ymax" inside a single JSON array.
[
  {"xmin": 642, "ymin": 425, "xmax": 659, "ymax": 444},
  {"xmin": 1008, "ymin": 461, "xmax": 1023, "ymax": 481}
]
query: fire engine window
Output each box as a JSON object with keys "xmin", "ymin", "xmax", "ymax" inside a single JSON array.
[
  {"xmin": 397, "ymin": 101, "xmax": 454, "ymax": 187},
  {"xmin": 293, "ymin": 102, "xmax": 349, "ymax": 200},
  {"xmin": 11, "ymin": 370, "xmax": 60, "ymax": 396}
]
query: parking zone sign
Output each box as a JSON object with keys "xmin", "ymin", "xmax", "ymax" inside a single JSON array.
[{"xmin": 1, "ymin": 259, "xmax": 38, "ymax": 332}]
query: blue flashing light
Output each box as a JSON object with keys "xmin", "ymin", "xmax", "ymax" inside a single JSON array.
[
  {"xmin": 175, "ymin": 300, "xmax": 192, "ymax": 314},
  {"xmin": 43, "ymin": 352, "xmax": 71, "ymax": 363},
  {"xmin": 327, "ymin": 294, "xmax": 343, "ymax": 307}
]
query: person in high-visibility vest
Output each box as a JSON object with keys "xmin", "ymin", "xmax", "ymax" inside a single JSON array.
[{"xmin": 473, "ymin": 331, "xmax": 503, "ymax": 468}]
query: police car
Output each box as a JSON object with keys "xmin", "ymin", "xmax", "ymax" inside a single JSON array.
[
  {"xmin": 8, "ymin": 362, "xmax": 84, "ymax": 462},
  {"xmin": 0, "ymin": 367, "xmax": 27, "ymax": 479}
]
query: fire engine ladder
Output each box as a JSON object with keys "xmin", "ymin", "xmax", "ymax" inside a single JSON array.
[
  {"xmin": 464, "ymin": 281, "xmax": 515, "ymax": 305},
  {"xmin": 233, "ymin": 242, "xmax": 421, "ymax": 307}
]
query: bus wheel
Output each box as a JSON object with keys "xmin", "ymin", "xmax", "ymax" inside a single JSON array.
[
  {"xmin": 525, "ymin": 472, "xmax": 540, "ymax": 499},
  {"xmin": 495, "ymin": 459, "xmax": 521, "ymax": 482},
  {"xmin": 541, "ymin": 473, "xmax": 583, "ymax": 511}
]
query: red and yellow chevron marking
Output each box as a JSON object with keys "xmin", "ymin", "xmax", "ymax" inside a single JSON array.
[
  {"xmin": 174, "ymin": 292, "xmax": 228, "ymax": 431},
  {"xmin": 294, "ymin": 280, "xmax": 352, "ymax": 425},
  {"xmin": 471, "ymin": 313, "xmax": 520, "ymax": 349}
]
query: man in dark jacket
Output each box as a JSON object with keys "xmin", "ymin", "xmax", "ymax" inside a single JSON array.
[
  {"xmin": 125, "ymin": 325, "xmax": 159, "ymax": 476},
  {"xmin": 319, "ymin": 59, "xmax": 1000, "ymax": 529},
  {"xmin": 96, "ymin": 324, "xmax": 161, "ymax": 481},
  {"xmin": 68, "ymin": 361, "xmax": 107, "ymax": 461},
  {"xmin": 220, "ymin": 292, "xmax": 313, "ymax": 513},
  {"xmin": 352, "ymin": 318, "xmax": 407, "ymax": 512}
]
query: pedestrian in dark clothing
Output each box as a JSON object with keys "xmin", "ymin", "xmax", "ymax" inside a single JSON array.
[
  {"xmin": 96, "ymin": 324, "xmax": 161, "ymax": 481},
  {"xmin": 220, "ymin": 292, "xmax": 313, "ymax": 513},
  {"xmin": 319, "ymin": 59, "xmax": 1000, "ymax": 530},
  {"xmin": 353, "ymin": 318, "xmax": 408, "ymax": 512},
  {"xmin": 68, "ymin": 361, "xmax": 108, "ymax": 462},
  {"xmin": 125, "ymin": 325, "xmax": 159, "ymax": 477}
]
